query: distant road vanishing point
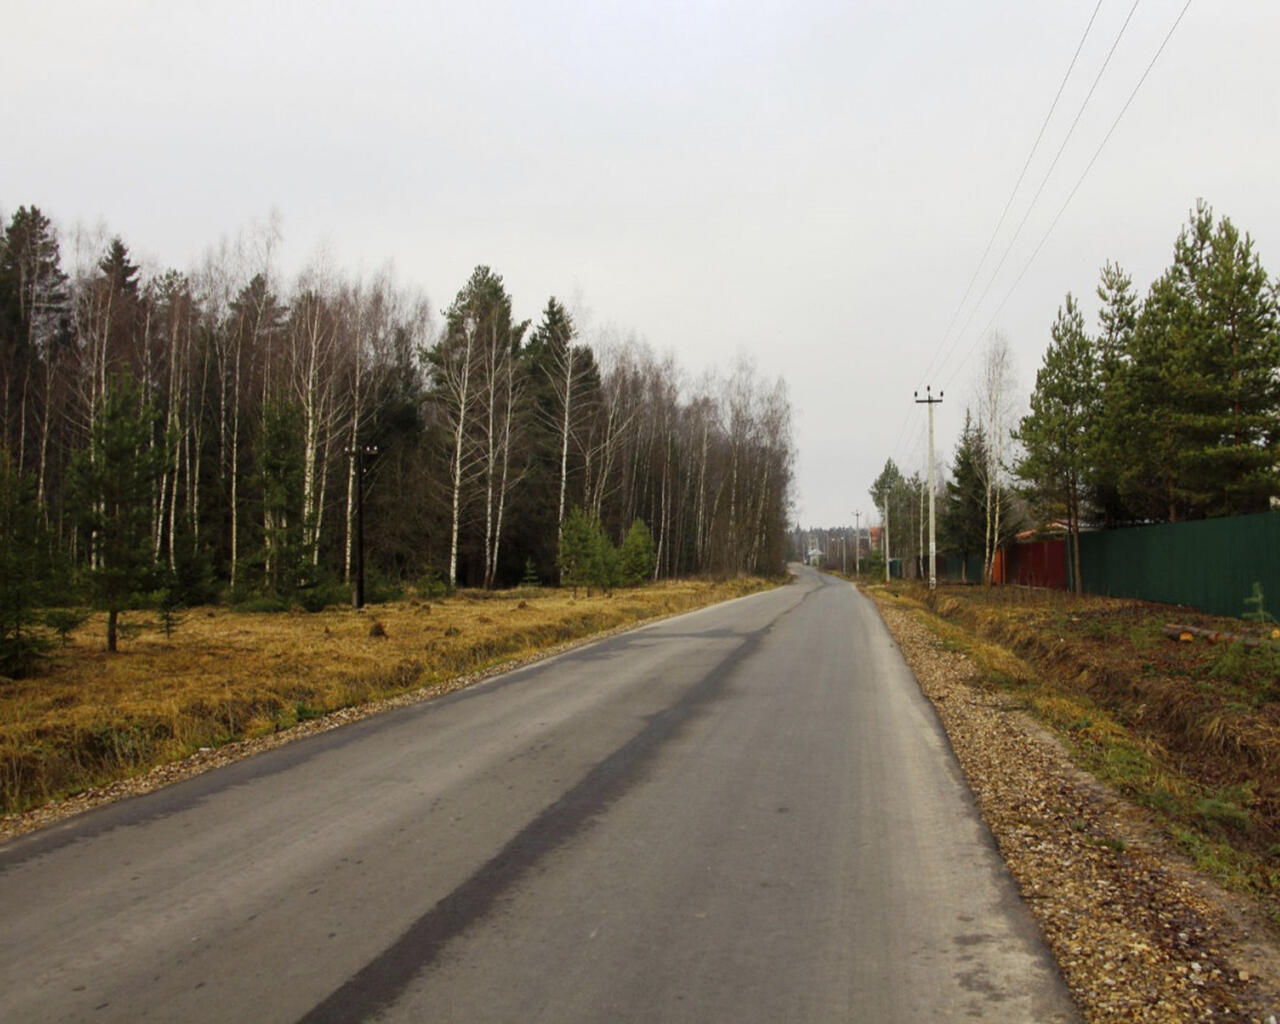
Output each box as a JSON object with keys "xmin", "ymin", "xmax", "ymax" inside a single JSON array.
[{"xmin": 0, "ymin": 564, "xmax": 1076, "ymax": 1022}]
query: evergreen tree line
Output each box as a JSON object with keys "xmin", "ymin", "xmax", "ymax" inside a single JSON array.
[
  {"xmin": 1014, "ymin": 202, "xmax": 1280, "ymax": 589},
  {"xmin": 865, "ymin": 203, "xmax": 1280, "ymax": 590},
  {"xmin": 0, "ymin": 205, "xmax": 794, "ymax": 660}
]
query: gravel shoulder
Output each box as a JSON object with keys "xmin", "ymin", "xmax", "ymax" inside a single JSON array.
[{"xmin": 869, "ymin": 589, "xmax": 1280, "ymax": 1022}]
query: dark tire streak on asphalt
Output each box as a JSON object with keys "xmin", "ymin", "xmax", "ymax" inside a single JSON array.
[{"xmin": 296, "ymin": 603, "xmax": 787, "ymax": 1024}]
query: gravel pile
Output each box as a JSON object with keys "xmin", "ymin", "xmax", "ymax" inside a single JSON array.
[{"xmin": 874, "ymin": 596, "xmax": 1280, "ymax": 1022}]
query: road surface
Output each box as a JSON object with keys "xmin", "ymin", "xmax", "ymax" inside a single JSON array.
[{"xmin": 0, "ymin": 566, "xmax": 1076, "ymax": 1022}]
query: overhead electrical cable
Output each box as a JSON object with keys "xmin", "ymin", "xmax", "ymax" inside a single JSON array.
[
  {"xmin": 930, "ymin": 0, "xmax": 1145, "ymax": 388},
  {"xmin": 919, "ymin": 0, "xmax": 1106, "ymax": 388},
  {"xmin": 937, "ymin": 0, "xmax": 1196, "ymax": 395}
]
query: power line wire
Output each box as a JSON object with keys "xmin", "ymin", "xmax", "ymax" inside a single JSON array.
[
  {"xmin": 931, "ymin": 0, "xmax": 1144, "ymax": 388},
  {"xmin": 919, "ymin": 0, "xmax": 1106, "ymax": 387},
  {"xmin": 938, "ymin": 0, "xmax": 1195, "ymax": 395}
]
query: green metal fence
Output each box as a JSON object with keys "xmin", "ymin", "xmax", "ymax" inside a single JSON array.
[
  {"xmin": 938, "ymin": 552, "xmax": 985, "ymax": 584},
  {"xmin": 1078, "ymin": 511, "xmax": 1280, "ymax": 618}
]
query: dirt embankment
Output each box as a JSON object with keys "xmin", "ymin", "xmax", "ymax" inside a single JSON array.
[{"xmin": 869, "ymin": 585, "xmax": 1280, "ymax": 1023}]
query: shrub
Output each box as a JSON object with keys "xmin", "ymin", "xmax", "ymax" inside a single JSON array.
[
  {"xmin": 618, "ymin": 519, "xmax": 656, "ymax": 586},
  {"xmin": 558, "ymin": 507, "xmax": 612, "ymax": 594},
  {"xmin": 1243, "ymin": 582, "xmax": 1274, "ymax": 623},
  {"xmin": 293, "ymin": 581, "xmax": 348, "ymax": 613},
  {"xmin": 234, "ymin": 595, "xmax": 291, "ymax": 614},
  {"xmin": 416, "ymin": 570, "xmax": 449, "ymax": 600},
  {"xmin": 44, "ymin": 608, "xmax": 89, "ymax": 646},
  {"xmin": 520, "ymin": 558, "xmax": 541, "ymax": 588}
]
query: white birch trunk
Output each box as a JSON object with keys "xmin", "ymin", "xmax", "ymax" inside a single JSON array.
[{"xmin": 448, "ymin": 325, "xmax": 475, "ymax": 588}]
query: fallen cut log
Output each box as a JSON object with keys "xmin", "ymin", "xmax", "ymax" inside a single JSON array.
[{"xmin": 1163, "ymin": 623, "xmax": 1280, "ymax": 648}]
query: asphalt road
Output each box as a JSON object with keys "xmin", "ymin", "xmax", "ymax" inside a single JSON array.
[{"xmin": 0, "ymin": 567, "xmax": 1077, "ymax": 1022}]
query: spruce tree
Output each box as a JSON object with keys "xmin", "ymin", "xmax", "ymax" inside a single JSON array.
[
  {"xmin": 71, "ymin": 373, "xmax": 163, "ymax": 652},
  {"xmin": 941, "ymin": 411, "xmax": 988, "ymax": 581},
  {"xmin": 0, "ymin": 206, "xmax": 71, "ymax": 478},
  {"xmin": 257, "ymin": 398, "xmax": 307, "ymax": 596},
  {"xmin": 618, "ymin": 518, "xmax": 656, "ymax": 586},
  {"xmin": 557, "ymin": 506, "xmax": 600, "ymax": 596},
  {"xmin": 0, "ymin": 452, "xmax": 53, "ymax": 675}
]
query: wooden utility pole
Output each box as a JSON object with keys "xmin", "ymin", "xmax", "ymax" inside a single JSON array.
[{"xmin": 915, "ymin": 386, "xmax": 943, "ymax": 590}]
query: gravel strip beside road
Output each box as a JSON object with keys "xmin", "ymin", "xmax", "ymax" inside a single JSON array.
[{"xmin": 872, "ymin": 596, "xmax": 1280, "ymax": 1023}]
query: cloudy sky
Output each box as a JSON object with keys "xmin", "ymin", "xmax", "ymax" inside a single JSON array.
[{"xmin": 5, "ymin": 1, "xmax": 1277, "ymax": 527}]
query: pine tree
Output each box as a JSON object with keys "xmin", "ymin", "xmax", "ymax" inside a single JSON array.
[
  {"xmin": 870, "ymin": 458, "xmax": 921, "ymax": 576},
  {"xmin": 1113, "ymin": 270, "xmax": 1186, "ymax": 521},
  {"xmin": 869, "ymin": 459, "xmax": 907, "ymax": 517},
  {"xmin": 1170, "ymin": 206, "xmax": 1280, "ymax": 516},
  {"xmin": 1089, "ymin": 261, "xmax": 1139, "ymax": 525},
  {"xmin": 1014, "ymin": 294, "xmax": 1097, "ymax": 593},
  {"xmin": 1112, "ymin": 205, "xmax": 1280, "ymax": 521}
]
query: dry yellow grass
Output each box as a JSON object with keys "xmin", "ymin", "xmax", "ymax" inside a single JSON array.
[{"xmin": 0, "ymin": 578, "xmax": 776, "ymax": 814}]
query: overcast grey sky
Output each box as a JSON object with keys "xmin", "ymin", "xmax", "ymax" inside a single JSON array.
[{"xmin": 5, "ymin": 1, "xmax": 1277, "ymax": 527}]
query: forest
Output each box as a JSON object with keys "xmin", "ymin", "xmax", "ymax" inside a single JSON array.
[{"xmin": 0, "ymin": 206, "xmax": 794, "ymax": 662}]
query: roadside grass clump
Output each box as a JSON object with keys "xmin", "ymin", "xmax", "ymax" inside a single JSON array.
[
  {"xmin": 0, "ymin": 576, "xmax": 779, "ymax": 817},
  {"xmin": 1208, "ymin": 640, "xmax": 1280, "ymax": 702},
  {"xmin": 1196, "ymin": 792, "xmax": 1252, "ymax": 834}
]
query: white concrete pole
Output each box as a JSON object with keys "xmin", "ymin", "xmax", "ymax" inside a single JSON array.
[
  {"xmin": 883, "ymin": 500, "xmax": 890, "ymax": 583},
  {"xmin": 915, "ymin": 387, "xmax": 943, "ymax": 590}
]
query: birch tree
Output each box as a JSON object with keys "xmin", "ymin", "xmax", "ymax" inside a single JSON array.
[{"xmin": 974, "ymin": 332, "xmax": 1016, "ymax": 584}]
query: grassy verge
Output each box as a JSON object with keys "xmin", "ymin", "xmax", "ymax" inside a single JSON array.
[
  {"xmin": 0, "ymin": 577, "xmax": 778, "ymax": 815},
  {"xmin": 867, "ymin": 581, "xmax": 1280, "ymax": 912}
]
